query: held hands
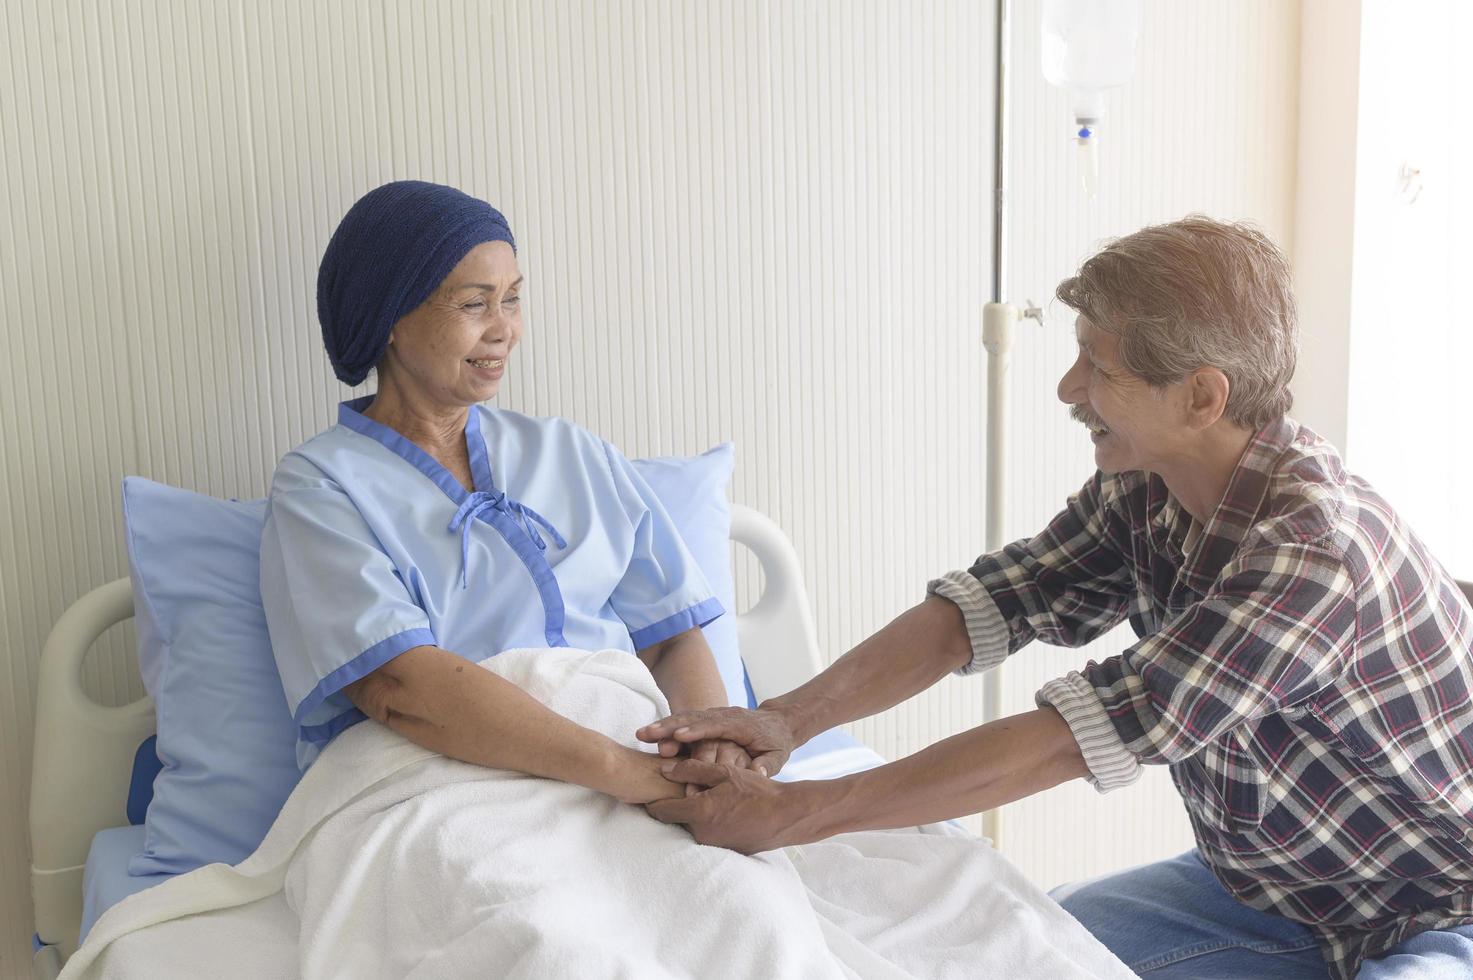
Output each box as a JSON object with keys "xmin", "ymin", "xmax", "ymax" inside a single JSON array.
[
  {"xmin": 680, "ymin": 738, "xmax": 753, "ymax": 796},
  {"xmin": 610, "ymin": 739, "xmax": 752, "ymax": 806},
  {"xmin": 635, "ymin": 706, "xmax": 799, "ymax": 777},
  {"xmin": 631, "ymin": 707, "xmax": 807, "ymax": 850},
  {"xmin": 645, "ymin": 758, "xmax": 803, "ymax": 854}
]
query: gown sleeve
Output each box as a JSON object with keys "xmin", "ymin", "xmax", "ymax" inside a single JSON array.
[
  {"xmin": 260, "ymin": 455, "xmax": 436, "ymax": 769},
  {"xmin": 600, "ymin": 441, "xmax": 724, "ymax": 650}
]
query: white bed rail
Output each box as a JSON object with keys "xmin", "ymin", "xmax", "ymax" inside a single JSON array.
[
  {"xmin": 28, "ymin": 503, "xmax": 821, "ymax": 972},
  {"xmin": 728, "ymin": 504, "xmax": 824, "ymax": 702},
  {"xmin": 30, "ymin": 578, "xmax": 153, "ymax": 968}
]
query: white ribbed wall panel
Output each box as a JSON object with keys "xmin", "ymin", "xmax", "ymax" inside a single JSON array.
[{"xmin": 0, "ymin": 0, "xmax": 1298, "ymax": 972}]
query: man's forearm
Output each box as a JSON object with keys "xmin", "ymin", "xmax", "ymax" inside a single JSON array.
[
  {"xmin": 764, "ymin": 596, "xmax": 974, "ymax": 744},
  {"xmin": 789, "ymin": 707, "xmax": 1090, "ymax": 841}
]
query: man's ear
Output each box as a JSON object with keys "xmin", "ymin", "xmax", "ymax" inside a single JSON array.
[{"xmin": 1185, "ymin": 367, "xmax": 1230, "ymax": 430}]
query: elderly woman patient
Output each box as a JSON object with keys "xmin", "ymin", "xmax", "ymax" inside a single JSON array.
[{"xmin": 259, "ymin": 180, "xmax": 745, "ymax": 801}]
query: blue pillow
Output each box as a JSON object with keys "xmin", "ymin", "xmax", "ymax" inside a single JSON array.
[
  {"xmin": 629, "ymin": 443, "xmax": 750, "ymax": 708},
  {"xmin": 123, "ymin": 445, "xmax": 747, "ymax": 874},
  {"xmin": 123, "ymin": 478, "xmax": 301, "ymax": 876}
]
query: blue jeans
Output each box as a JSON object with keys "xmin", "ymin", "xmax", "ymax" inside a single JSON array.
[{"xmin": 1050, "ymin": 851, "xmax": 1473, "ymax": 978}]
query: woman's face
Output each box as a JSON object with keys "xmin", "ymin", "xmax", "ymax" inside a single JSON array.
[{"xmin": 380, "ymin": 241, "xmax": 523, "ymax": 410}]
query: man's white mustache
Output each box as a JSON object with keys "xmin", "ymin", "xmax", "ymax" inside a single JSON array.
[{"xmin": 1069, "ymin": 405, "xmax": 1106, "ymax": 429}]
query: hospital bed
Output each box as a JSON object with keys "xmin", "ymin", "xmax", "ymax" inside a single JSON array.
[
  {"xmin": 31, "ymin": 500, "xmax": 1137, "ymax": 980},
  {"xmin": 26, "ymin": 504, "xmax": 878, "ymax": 979}
]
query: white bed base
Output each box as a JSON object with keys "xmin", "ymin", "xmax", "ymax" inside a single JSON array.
[{"xmin": 29, "ymin": 503, "xmax": 823, "ymax": 977}]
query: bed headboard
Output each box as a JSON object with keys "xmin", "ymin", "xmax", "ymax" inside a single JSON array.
[{"xmin": 29, "ymin": 502, "xmax": 823, "ymax": 962}]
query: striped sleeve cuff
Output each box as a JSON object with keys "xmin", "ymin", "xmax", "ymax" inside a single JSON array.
[
  {"xmin": 926, "ymin": 570, "xmax": 1010, "ymax": 676},
  {"xmin": 1036, "ymin": 671, "xmax": 1141, "ymax": 792}
]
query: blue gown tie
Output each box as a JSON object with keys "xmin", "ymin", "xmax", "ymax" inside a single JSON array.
[{"xmin": 447, "ymin": 490, "xmax": 568, "ymax": 589}]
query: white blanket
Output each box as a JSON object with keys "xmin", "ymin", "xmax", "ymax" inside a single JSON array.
[{"xmin": 62, "ymin": 648, "xmax": 1132, "ymax": 979}]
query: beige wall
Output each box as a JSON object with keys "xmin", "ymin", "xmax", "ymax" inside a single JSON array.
[
  {"xmin": 1287, "ymin": 0, "xmax": 1471, "ymax": 579},
  {"xmin": 1342, "ymin": 0, "xmax": 1470, "ymax": 577},
  {"xmin": 1, "ymin": 1, "xmax": 1299, "ymax": 973},
  {"xmin": 1290, "ymin": 0, "xmax": 1360, "ymax": 453}
]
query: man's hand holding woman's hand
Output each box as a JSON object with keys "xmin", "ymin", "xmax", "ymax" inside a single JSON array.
[
  {"xmin": 611, "ymin": 735, "xmax": 754, "ymax": 805},
  {"xmin": 636, "ymin": 706, "xmax": 800, "ymax": 777},
  {"xmin": 679, "ymin": 738, "xmax": 752, "ymax": 795},
  {"xmin": 632, "ymin": 706, "xmax": 816, "ymax": 853}
]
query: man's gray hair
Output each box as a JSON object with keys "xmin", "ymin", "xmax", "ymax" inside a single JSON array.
[{"xmin": 1055, "ymin": 215, "xmax": 1297, "ymax": 430}]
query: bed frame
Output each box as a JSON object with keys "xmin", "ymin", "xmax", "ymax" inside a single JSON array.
[{"xmin": 29, "ymin": 503, "xmax": 823, "ymax": 977}]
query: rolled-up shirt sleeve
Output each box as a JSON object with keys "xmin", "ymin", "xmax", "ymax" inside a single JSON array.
[
  {"xmin": 928, "ymin": 471, "xmax": 1139, "ymax": 675},
  {"xmin": 1038, "ymin": 542, "xmax": 1357, "ymax": 791},
  {"xmin": 1037, "ymin": 670, "xmax": 1143, "ymax": 790}
]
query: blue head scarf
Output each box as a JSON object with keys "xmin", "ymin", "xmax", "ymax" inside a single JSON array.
[{"xmin": 316, "ymin": 181, "xmax": 516, "ymax": 386}]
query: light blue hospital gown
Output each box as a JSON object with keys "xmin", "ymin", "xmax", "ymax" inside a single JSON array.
[{"xmin": 260, "ymin": 396, "xmax": 723, "ymax": 769}]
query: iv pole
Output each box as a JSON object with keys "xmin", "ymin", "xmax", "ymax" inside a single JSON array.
[{"xmin": 981, "ymin": 0, "xmax": 1042, "ymax": 849}]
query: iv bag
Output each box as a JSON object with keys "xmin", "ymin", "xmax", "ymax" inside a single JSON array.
[{"xmin": 1041, "ymin": 0, "xmax": 1141, "ymax": 195}]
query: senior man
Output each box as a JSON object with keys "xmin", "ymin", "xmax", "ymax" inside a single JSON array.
[{"xmin": 638, "ymin": 216, "xmax": 1473, "ymax": 979}]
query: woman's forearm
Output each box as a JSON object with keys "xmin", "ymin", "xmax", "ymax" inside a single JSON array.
[
  {"xmin": 345, "ymin": 645, "xmax": 672, "ymax": 802},
  {"xmin": 638, "ymin": 627, "xmax": 730, "ymax": 712}
]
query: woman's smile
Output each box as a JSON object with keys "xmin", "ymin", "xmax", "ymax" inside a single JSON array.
[{"xmin": 466, "ymin": 356, "xmax": 506, "ymax": 379}]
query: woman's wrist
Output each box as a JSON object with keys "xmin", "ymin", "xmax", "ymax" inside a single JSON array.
[
  {"xmin": 596, "ymin": 742, "xmax": 683, "ymax": 804},
  {"xmin": 578, "ymin": 737, "xmax": 636, "ymax": 798}
]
